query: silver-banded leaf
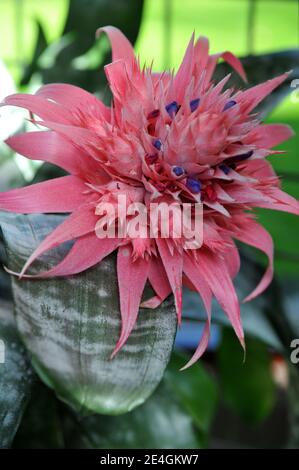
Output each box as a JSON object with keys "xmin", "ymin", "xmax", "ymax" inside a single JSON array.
[
  {"xmin": 0, "ymin": 300, "xmax": 35, "ymax": 448},
  {"xmin": 0, "ymin": 213, "xmax": 177, "ymax": 415}
]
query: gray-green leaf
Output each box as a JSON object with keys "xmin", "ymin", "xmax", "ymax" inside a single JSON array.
[{"xmin": 0, "ymin": 213, "xmax": 177, "ymax": 415}]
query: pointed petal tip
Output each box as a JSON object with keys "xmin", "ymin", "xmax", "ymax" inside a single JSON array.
[
  {"xmin": 95, "ymin": 24, "xmax": 114, "ymax": 38},
  {"xmin": 3, "ymin": 265, "xmax": 17, "ymax": 276},
  {"xmin": 242, "ymin": 293, "xmax": 253, "ymax": 303},
  {"xmin": 19, "ymin": 258, "xmax": 34, "ymax": 278},
  {"xmin": 243, "ymin": 348, "xmax": 247, "ymax": 364},
  {"xmin": 110, "ymin": 338, "xmax": 123, "ymax": 360},
  {"xmin": 140, "ymin": 295, "xmax": 163, "ymax": 309},
  {"xmin": 175, "ymin": 293, "xmax": 183, "ymax": 326},
  {"xmin": 286, "ymin": 124, "xmax": 295, "ymax": 138},
  {"xmin": 180, "ymin": 335, "xmax": 210, "ymax": 369},
  {"xmin": 109, "ymin": 348, "xmax": 118, "ymax": 360},
  {"xmin": 240, "ymin": 335, "xmax": 246, "ymax": 351},
  {"xmin": 179, "ymin": 353, "xmax": 200, "ymax": 371},
  {"xmin": 221, "ymin": 51, "xmax": 247, "ymax": 83},
  {"xmin": 4, "ymin": 264, "xmax": 26, "ymax": 280},
  {"xmin": 3, "ymin": 265, "xmax": 33, "ymax": 280},
  {"xmin": 96, "ymin": 25, "xmax": 135, "ymax": 65},
  {"xmin": 110, "ymin": 335, "xmax": 126, "ymax": 360}
]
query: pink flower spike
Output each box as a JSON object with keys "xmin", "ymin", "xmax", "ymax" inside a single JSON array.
[
  {"xmin": 141, "ymin": 256, "xmax": 171, "ymax": 308},
  {"xmin": 0, "ymin": 25, "xmax": 298, "ymax": 365},
  {"xmin": 0, "ymin": 176, "xmax": 88, "ymax": 214},
  {"xmin": 173, "ymin": 32, "xmax": 195, "ymax": 102},
  {"xmin": 156, "ymin": 238, "xmax": 183, "ymax": 325},
  {"xmin": 246, "ymin": 124, "xmax": 294, "ymax": 149},
  {"xmin": 6, "ymin": 131, "xmax": 92, "ymax": 175},
  {"xmin": 35, "ymin": 83, "xmax": 109, "ymax": 119},
  {"xmin": 18, "ymin": 235, "xmax": 121, "ymax": 279},
  {"xmin": 111, "ymin": 244, "xmax": 149, "ymax": 358},
  {"xmin": 19, "ymin": 207, "xmax": 98, "ymax": 277},
  {"xmin": 181, "ymin": 254, "xmax": 212, "ymax": 369}
]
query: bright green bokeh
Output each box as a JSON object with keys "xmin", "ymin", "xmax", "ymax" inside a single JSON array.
[
  {"xmin": 1, "ymin": 0, "xmax": 298, "ymax": 77},
  {"xmin": 136, "ymin": 0, "xmax": 298, "ymax": 70},
  {"xmin": 258, "ymin": 94, "xmax": 299, "ymax": 277},
  {"xmin": 0, "ymin": 0, "xmax": 68, "ymax": 80}
]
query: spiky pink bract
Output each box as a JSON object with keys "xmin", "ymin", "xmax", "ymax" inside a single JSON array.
[{"xmin": 1, "ymin": 26, "xmax": 298, "ymax": 367}]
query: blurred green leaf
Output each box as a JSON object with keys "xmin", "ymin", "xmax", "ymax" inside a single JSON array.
[
  {"xmin": 165, "ymin": 352, "xmax": 218, "ymax": 435},
  {"xmin": 62, "ymin": 383, "xmax": 202, "ymax": 449},
  {"xmin": 30, "ymin": 162, "xmax": 67, "ymax": 184},
  {"xmin": 63, "ymin": 0, "xmax": 143, "ymax": 49},
  {"xmin": 0, "ymin": 151, "xmax": 25, "ymax": 192},
  {"xmin": 13, "ymin": 383, "xmax": 64, "ymax": 449},
  {"xmin": 218, "ymin": 329, "xmax": 275, "ymax": 424},
  {"xmin": 216, "ymin": 49, "xmax": 299, "ymax": 118},
  {"xmin": 1, "ymin": 213, "xmax": 177, "ymax": 416},
  {"xmin": 26, "ymin": 0, "xmax": 144, "ymax": 94},
  {"xmin": 20, "ymin": 20, "xmax": 48, "ymax": 86},
  {"xmin": 0, "ymin": 300, "xmax": 35, "ymax": 448}
]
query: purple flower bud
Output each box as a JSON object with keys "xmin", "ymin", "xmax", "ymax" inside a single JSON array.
[
  {"xmin": 186, "ymin": 177, "xmax": 201, "ymax": 194},
  {"xmin": 166, "ymin": 101, "xmax": 180, "ymax": 118},
  {"xmin": 223, "ymin": 100, "xmax": 237, "ymax": 111},
  {"xmin": 190, "ymin": 98, "xmax": 200, "ymax": 112}
]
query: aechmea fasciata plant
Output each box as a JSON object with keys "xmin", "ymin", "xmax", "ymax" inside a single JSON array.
[{"xmin": 0, "ymin": 26, "xmax": 298, "ymax": 368}]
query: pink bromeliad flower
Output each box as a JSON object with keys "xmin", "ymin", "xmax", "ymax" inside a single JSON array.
[{"xmin": 0, "ymin": 27, "xmax": 298, "ymax": 368}]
